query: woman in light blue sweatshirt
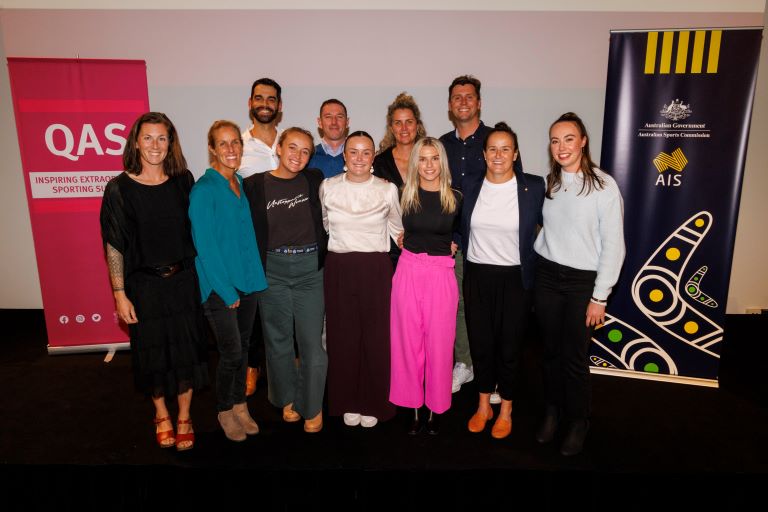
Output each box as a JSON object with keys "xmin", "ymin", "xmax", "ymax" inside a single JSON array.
[
  {"xmin": 533, "ymin": 112, "xmax": 625, "ymax": 456},
  {"xmin": 189, "ymin": 120, "xmax": 268, "ymax": 442}
]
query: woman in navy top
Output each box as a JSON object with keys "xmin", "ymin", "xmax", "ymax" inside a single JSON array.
[{"xmin": 459, "ymin": 122, "xmax": 544, "ymax": 439}]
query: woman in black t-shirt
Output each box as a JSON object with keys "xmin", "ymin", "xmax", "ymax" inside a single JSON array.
[
  {"xmin": 373, "ymin": 93, "xmax": 428, "ymax": 269},
  {"xmin": 243, "ymin": 127, "xmax": 328, "ymax": 434},
  {"xmin": 389, "ymin": 137, "xmax": 461, "ymax": 435}
]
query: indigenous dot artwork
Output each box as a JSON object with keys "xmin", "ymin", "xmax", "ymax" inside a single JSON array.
[{"xmin": 590, "ymin": 212, "xmax": 722, "ymax": 376}]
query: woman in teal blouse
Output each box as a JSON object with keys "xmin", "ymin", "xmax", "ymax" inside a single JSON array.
[{"xmin": 189, "ymin": 120, "xmax": 268, "ymax": 442}]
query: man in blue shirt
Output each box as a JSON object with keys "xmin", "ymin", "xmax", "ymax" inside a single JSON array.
[{"xmin": 308, "ymin": 99, "xmax": 349, "ymax": 178}]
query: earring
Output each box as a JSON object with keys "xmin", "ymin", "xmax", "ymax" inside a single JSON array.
[
  {"xmin": 343, "ymin": 165, "xmax": 348, "ymax": 173},
  {"xmin": 369, "ymin": 167, "xmax": 374, "ymax": 173}
]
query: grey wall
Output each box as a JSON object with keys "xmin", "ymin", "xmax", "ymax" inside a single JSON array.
[{"xmin": 0, "ymin": 7, "xmax": 764, "ymax": 313}]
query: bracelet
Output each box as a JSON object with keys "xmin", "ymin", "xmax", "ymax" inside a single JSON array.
[
  {"xmin": 590, "ymin": 297, "xmax": 607, "ymax": 305},
  {"xmin": 112, "ymin": 287, "xmax": 125, "ymax": 292}
]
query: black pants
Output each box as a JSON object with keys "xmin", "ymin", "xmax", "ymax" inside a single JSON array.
[
  {"xmin": 464, "ymin": 261, "xmax": 530, "ymax": 401},
  {"xmin": 246, "ymin": 306, "xmax": 264, "ymax": 368},
  {"xmin": 534, "ymin": 257, "xmax": 596, "ymax": 421},
  {"xmin": 203, "ymin": 291, "xmax": 259, "ymax": 412}
]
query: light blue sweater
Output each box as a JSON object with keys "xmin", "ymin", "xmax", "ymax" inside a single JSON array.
[
  {"xmin": 189, "ymin": 168, "xmax": 267, "ymax": 306},
  {"xmin": 533, "ymin": 168, "xmax": 625, "ymax": 300}
]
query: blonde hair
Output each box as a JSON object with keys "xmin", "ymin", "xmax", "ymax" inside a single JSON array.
[
  {"xmin": 207, "ymin": 120, "xmax": 242, "ymax": 165},
  {"xmin": 378, "ymin": 92, "xmax": 427, "ymax": 152},
  {"xmin": 401, "ymin": 137, "xmax": 457, "ymax": 215}
]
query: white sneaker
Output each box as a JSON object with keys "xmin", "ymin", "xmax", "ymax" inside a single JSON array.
[
  {"xmin": 343, "ymin": 412, "xmax": 361, "ymax": 426},
  {"xmin": 451, "ymin": 362, "xmax": 474, "ymax": 393},
  {"xmin": 360, "ymin": 415, "xmax": 378, "ymax": 428},
  {"xmin": 490, "ymin": 391, "xmax": 501, "ymax": 404}
]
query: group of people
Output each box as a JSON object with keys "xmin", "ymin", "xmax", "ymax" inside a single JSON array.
[{"xmin": 99, "ymin": 75, "xmax": 625, "ymax": 458}]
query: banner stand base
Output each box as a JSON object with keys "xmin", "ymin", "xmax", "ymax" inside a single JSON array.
[
  {"xmin": 591, "ymin": 367, "xmax": 719, "ymax": 388},
  {"xmin": 48, "ymin": 342, "xmax": 129, "ymax": 355}
]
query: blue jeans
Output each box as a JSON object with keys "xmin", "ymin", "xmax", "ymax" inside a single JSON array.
[{"xmin": 203, "ymin": 291, "xmax": 259, "ymax": 412}]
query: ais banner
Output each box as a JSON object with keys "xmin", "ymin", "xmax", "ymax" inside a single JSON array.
[
  {"xmin": 8, "ymin": 58, "xmax": 149, "ymax": 351},
  {"xmin": 593, "ymin": 28, "xmax": 762, "ymax": 385}
]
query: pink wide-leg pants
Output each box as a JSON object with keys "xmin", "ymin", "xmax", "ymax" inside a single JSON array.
[{"xmin": 389, "ymin": 248, "xmax": 458, "ymax": 414}]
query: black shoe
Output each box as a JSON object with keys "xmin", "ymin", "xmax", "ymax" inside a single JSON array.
[
  {"xmin": 408, "ymin": 408, "xmax": 423, "ymax": 435},
  {"xmin": 426, "ymin": 411, "xmax": 440, "ymax": 435},
  {"xmin": 560, "ymin": 419, "xmax": 590, "ymax": 456},
  {"xmin": 535, "ymin": 406, "xmax": 559, "ymax": 444}
]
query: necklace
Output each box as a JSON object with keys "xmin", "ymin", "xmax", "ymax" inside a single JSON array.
[{"xmin": 562, "ymin": 171, "xmax": 578, "ymax": 192}]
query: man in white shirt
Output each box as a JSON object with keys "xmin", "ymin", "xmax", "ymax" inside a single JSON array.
[
  {"xmin": 239, "ymin": 78, "xmax": 283, "ymax": 178},
  {"xmin": 240, "ymin": 78, "xmax": 283, "ymax": 396}
]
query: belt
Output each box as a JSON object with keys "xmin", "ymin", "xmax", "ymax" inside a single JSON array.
[
  {"xmin": 142, "ymin": 262, "xmax": 182, "ymax": 278},
  {"xmin": 268, "ymin": 243, "xmax": 319, "ymax": 255}
]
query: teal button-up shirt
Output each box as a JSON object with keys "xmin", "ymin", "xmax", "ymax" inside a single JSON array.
[{"xmin": 189, "ymin": 168, "xmax": 267, "ymax": 305}]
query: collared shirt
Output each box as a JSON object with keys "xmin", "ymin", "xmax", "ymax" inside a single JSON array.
[
  {"xmin": 238, "ymin": 126, "xmax": 282, "ymax": 178},
  {"xmin": 439, "ymin": 121, "xmax": 491, "ymax": 192},
  {"xmin": 309, "ymin": 140, "xmax": 346, "ymax": 178},
  {"xmin": 319, "ymin": 139, "xmax": 344, "ymax": 157},
  {"xmin": 189, "ymin": 168, "xmax": 267, "ymax": 305},
  {"xmin": 439, "ymin": 121, "xmax": 524, "ymax": 192}
]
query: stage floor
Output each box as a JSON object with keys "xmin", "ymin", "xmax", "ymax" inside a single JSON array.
[{"xmin": 1, "ymin": 309, "xmax": 766, "ymax": 509}]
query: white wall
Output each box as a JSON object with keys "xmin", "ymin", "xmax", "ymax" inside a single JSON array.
[
  {"xmin": 0, "ymin": 3, "xmax": 765, "ymax": 313},
  {"xmin": 728, "ymin": 6, "xmax": 768, "ymax": 313}
]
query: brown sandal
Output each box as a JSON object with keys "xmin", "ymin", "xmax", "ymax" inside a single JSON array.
[
  {"xmin": 176, "ymin": 418, "xmax": 194, "ymax": 451},
  {"xmin": 154, "ymin": 416, "xmax": 176, "ymax": 448}
]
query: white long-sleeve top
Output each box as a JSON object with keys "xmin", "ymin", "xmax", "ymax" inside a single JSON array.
[
  {"xmin": 320, "ymin": 173, "xmax": 403, "ymax": 253},
  {"xmin": 533, "ymin": 168, "xmax": 625, "ymax": 300}
]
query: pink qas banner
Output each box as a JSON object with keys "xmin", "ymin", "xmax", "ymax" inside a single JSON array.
[{"xmin": 8, "ymin": 58, "xmax": 149, "ymax": 349}]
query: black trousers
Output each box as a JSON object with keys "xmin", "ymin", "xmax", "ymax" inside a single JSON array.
[
  {"xmin": 203, "ymin": 291, "xmax": 259, "ymax": 412},
  {"xmin": 246, "ymin": 306, "xmax": 264, "ymax": 368},
  {"xmin": 464, "ymin": 260, "xmax": 530, "ymax": 401},
  {"xmin": 534, "ymin": 257, "xmax": 597, "ymax": 421}
]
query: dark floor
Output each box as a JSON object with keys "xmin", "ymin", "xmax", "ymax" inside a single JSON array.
[{"xmin": 0, "ymin": 309, "xmax": 766, "ymax": 510}]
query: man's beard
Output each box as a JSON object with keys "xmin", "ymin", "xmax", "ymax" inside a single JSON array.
[{"xmin": 251, "ymin": 107, "xmax": 278, "ymax": 124}]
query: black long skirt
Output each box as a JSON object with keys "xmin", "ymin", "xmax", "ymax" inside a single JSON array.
[{"xmin": 126, "ymin": 266, "xmax": 208, "ymax": 398}]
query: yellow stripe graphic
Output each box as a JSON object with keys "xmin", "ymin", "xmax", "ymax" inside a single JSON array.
[
  {"xmin": 691, "ymin": 31, "xmax": 706, "ymax": 73},
  {"xmin": 645, "ymin": 32, "xmax": 658, "ymax": 74},
  {"xmin": 707, "ymin": 30, "xmax": 722, "ymax": 73},
  {"xmin": 660, "ymin": 31, "xmax": 674, "ymax": 74},
  {"xmin": 676, "ymin": 31, "xmax": 690, "ymax": 73}
]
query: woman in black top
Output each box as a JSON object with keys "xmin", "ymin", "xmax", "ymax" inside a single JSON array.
[
  {"xmin": 243, "ymin": 127, "xmax": 328, "ymax": 434},
  {"xmin": 100, "ymin": 112, "xmax": 207, "ymax": 451},
  {"xmin": 373, "ymin": 92, "xmax": 427, "ymax": 188},
  {"xmin": 389, "ymin": 137, "xmax": 461, "ymax": 435},
  {"xmin": 373, "ymin": 93, "xmax": 427, "ymax": 268}
]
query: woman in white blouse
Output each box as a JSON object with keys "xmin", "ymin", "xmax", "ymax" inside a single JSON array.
[{"xmin": 320, "ymin": 131, "xmax": 403, "ymax": 428}]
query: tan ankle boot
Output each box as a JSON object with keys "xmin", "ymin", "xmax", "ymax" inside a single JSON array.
[
  {"xmin": 218, "ymin": 409, "xmax": 246, "ymax": 442},
  {"xmin": 233, "ymin": 402, "xmax": 259, "ymax": 435}
]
